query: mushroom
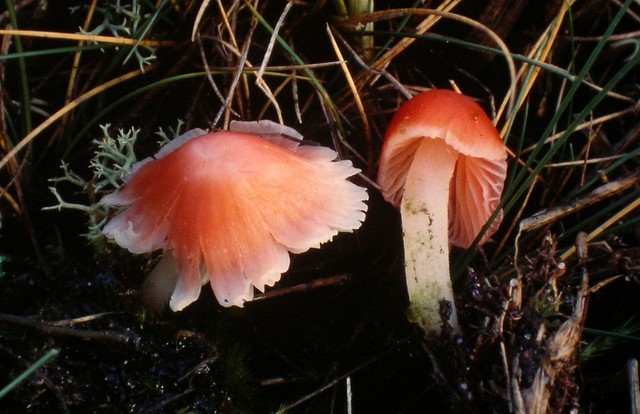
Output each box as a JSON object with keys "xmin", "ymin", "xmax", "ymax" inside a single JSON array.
[
  {"xmin": 101, "ymin": 123, "xmax": 368, "ymax": 311},
  {"xmin": 377, "ymin": 89, "xmax": 507, "ymax": 336}
]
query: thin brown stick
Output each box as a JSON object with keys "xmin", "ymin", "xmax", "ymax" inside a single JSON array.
[
  {"xmin": 0, "ymin": 313, "xmax": 135, "ymax": 345},
  {"xmin": 252, "ymin": 274, "xmax": 350, "ymax": 302},
  {"xmin": 520, "ymin": 169, "xmax": 640, "ymax": 233}
]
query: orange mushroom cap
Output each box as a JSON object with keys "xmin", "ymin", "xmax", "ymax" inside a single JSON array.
[
  {"xmin": 377, "ymin": 89, "xmax": 507, "ymax": 248},
  {"xmin": 102, "ymin": 128, "xmax": 368, "ymax": 310}
]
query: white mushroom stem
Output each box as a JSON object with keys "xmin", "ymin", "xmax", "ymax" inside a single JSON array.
[
  {"xmin": 400, "ymin": 139, "xmax": 460, "ymax": 335},
  {"xmin": 141, "ymin": 253, "xmax": 180, "ymax": 312}
]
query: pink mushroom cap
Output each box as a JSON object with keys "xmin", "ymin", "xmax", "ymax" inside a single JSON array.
[
  {"xmin": 101, "ymin": 128, "xmax": 368, "ymax": 310},
  {"xmin": 377, "ymin": 89, "xmax": 508, "ymax": 248}
]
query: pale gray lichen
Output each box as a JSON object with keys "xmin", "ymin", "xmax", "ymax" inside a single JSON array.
[
  {"xmin": 45, "ymin": 121, "xmax": 184, "ymax": 243},
  {"xmin": 69, "ymin": 0, "xmax": 158, "ymax": 71}
]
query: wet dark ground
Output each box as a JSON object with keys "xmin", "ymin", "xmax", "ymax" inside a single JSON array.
[
  {"xmin": 0, "ymin": 192, "xmax": 436, "ymax": 413},
  {"xmin": 1, "ymin": 192, "xmax": 639, "ymax": 413}
]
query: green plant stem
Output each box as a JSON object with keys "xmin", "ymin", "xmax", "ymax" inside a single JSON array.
[
  {"xmin": 5, "ymin": 0, "xmax": 32, "ymax": 133},
  {"xmin": 505, "ymin": 0, "xmax": 636, "ymax": 215},
  {"xmin": 0, "ymin": 44, "xmax": 112, "ymax": 60},
  {"xmin": 584, "ymin": 327, "xmax": 640, "ymax": 342},
  {"xmin": 0, "ymin": 348, "xmax": 60, "ymax": 399}
]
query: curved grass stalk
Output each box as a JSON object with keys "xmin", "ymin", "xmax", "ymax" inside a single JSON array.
[
  {"xmin": 0, "ymin": 68, "xmax": 150, "ymax": 173},
  {"xmin": 496, "ymin": 0, "xmax": 576, "ymax": 132},
  {"xmin": 366, "ymin": 0, "xmax": 461, "ymax": 72},
  {"xmin": 366, "ymin": 30, "xmax": 633, "ymax": 104},
  {"xmin": 326, "ymin": 26, "xmax": 373, "ymax": 169},
  {"xmin": 5, "ymin": 0, "xmax": 31, "ymax": 133},
  {"xmin": 350, "ymin": 7, "xmax": 517, "ymax": 122}
]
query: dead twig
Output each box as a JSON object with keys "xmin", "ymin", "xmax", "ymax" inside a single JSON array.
[
  {"xmin": 519, "ymin": 168, "xmax": 640, "ymax": 232},
  {"xmin": 0, "ymin": 313, "xmax": 137, "ymax": 345},
  {"xmin": 521, "ymin": 254, "xmax": 589, "ymax": 413},
  {"xmin": 630, "ymin": 358, "xmax": 640, "ymax": 414},
  {"xmin": 252, "ymin": 273, "xmax": 350, "ymax": 302}
]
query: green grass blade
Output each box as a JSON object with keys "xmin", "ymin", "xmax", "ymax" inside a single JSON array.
[
  {"xmin": 504, "ymin": 0, "xmax": 636, "ymax": 215},
  {"xmin": 453, "ymin": 0, "xmax": 638, "ymax": 278},
  {"xmin": 0, "ymin": 348, "xmax": 60, "ymax": 399},
  {"xmin": 0, "ymin": 44, "xmax": 113, "ymax": 61},
  {"xmin": 5, "ymin": 0, "xmax": 32, "ymax": 133}
]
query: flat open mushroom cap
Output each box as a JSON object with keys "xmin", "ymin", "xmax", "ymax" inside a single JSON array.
[
  {"xmin": 377, "ymin": 89, "xmax": 508, "ymax": 248},
  {"xmin": 102, "ymin": 130, "xmax": 368, "ymax": 310}
]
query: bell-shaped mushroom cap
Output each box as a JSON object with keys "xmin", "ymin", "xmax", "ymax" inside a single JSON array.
[
  {"xmin": 102, "ymin": 129, "xmax": 368, "ymax": 310},
  {"xmin": 377, "ymin": 89, "xmax": 507, "ymax": 248}
]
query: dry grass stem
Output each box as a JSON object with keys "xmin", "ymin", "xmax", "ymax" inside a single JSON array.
[
  {"xmin": 545, "ymin": 153, "xmax": 636, "ymax": 168},
  {"xmin": 342, "ymin": 26, "xmax": 413, "ymax": 99},
  {"xmin": 0, "ymin": 185, "xmax": 21, "ymax": 214},
  {"xmin": 497, "ymin": 0, "xmax": 573, "ymax": 131},
  {"xmin": 192, "ymin": 0, "xmax": 212, "ymax": 40},
  {"xmin": 326, "ymin": 25, "xmax": 373, "ymax": 168},
  {"xmin": 196, "ymin": 33, "xmax": 229, "ymax": 111},
  {"xmin": 365, "ymin": 0, "xmax": 461, "ymax": 73},
  {"xmin": 254, "ymin": 2, "xmax": 294, "ymax": 124},
  {"xmin": 0, "ymin": 29, "xmax": 174, "ymax": 47},
  {"xmin": 522, "ymin": 107, "xmax": 636, "ymax": 153},
  {"xmin": 64, "ymin": 0, "xmax": 98, "ymax": 107}
]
